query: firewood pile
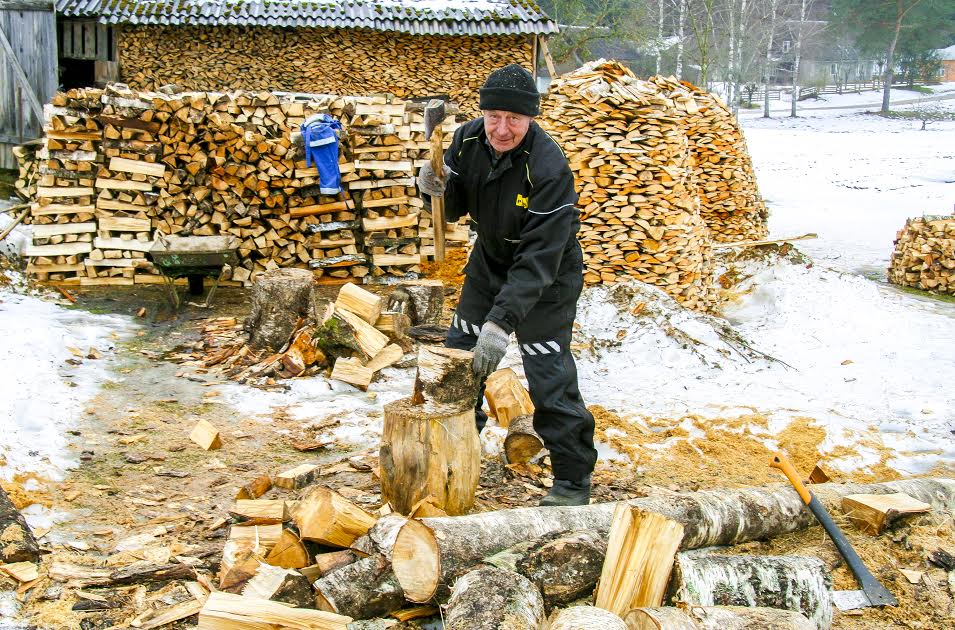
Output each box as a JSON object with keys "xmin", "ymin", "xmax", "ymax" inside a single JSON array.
[
  {"xmin": 662, "ymin": 78, "xmax": 769, "ymax": 244},
  {"xmin": 119, "ymin": 26, "xmax": 531, "ymax": 117},
  {"xmin": 888, "ymin": 215, "xmax": 955, "ymax": 295},
  {"xmin": 539, "ymin": 60, "xmax": 717, "ymax": 311},
  {"xmin": 11, "ymin": 139, "xmax": 41, "ymax": 200},
  {"xmin": 17, "ymin": 85, "xmax": 465, "ymax": 287}
]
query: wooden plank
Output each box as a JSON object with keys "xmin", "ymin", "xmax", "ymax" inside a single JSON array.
[
  {"xmin": 347, "ymin": 177, "xmax": 414, "ymax": 191},
  {"xmin": 362, "ymin": 196, "xmax": 409, "ymax": 209},
  {"xmin": 45, "ymin": 130, "xmax": 102, "ymax": 141},
  {"xmin": 108, "ymin": 156, "xmax": 165, "ymax": 177},
  {"xmin": 84, "ymin": 258, "xmax": 136, "ymax": 268},
  {"xmin": 372, "ymin": 254, "xmax": 420, "ymax": 266},
  {"xmin": 31, "ymin": 204, "xmax": 95, "ymax": 216},
  {"xmin": 98, "ymin": 216, "xmax": 151, "ymax": 232},
  {"xmin": 289, "ymin": 201, "xmax": 348, "ymax": 218},
  {"xmin": 354, "ymin": 160, "xmax": 413, "ymax": 172},
  {"xmin": 36, "ymin": 186, "xmax": 94, "ymax": 198},
  {"xmin": 93, "ymin": 237, "xmax": 154, "ymax": 252},
  {"xmin": 96, "ymin": 115, "xmax": 160, "ymax": 133},
  {"xmin": 27, "ymin": 263, "xmax": 84, "ymax": 273},
  {"xmin": 0, "ymin": 27, "xmax": 42, "ymax": 119},
  {"xmin": 25, "ymin": 242, "xmax": 92, "ymax": 256},
  {"xmin": 31, "ymin": 222, "xmax": 96, "ymax": 237},
  {"xmin": 95, "ymin": 178, "xmax": 153, "ymax": 192},
  {"xmin": 355, "ymin": 103, "xmax": 405, "ymax": 116},
  {"xmin": 96, "ymin": 198, "xmax": 150, "ymax": 212},
  {"xmin": 362, "ymin": 213, "xmax": 419, "ymax": 232},
  {"xmin": 80, "ymin": 276, "xmax": 135, "ymax": 286}
]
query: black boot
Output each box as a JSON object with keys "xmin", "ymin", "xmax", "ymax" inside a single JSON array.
[{"xmin": 539, "ymin": 475, "xmax": 591, "ymax": 507}]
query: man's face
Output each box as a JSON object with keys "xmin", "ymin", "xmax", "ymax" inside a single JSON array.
[{"xmin": 483, "ymin": 110, "xmax": 532, "ymax": 154}]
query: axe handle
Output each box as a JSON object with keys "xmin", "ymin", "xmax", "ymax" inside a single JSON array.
[{"xmin": 430, "ymin": 127, "xmax": 446, "ymax": 263}]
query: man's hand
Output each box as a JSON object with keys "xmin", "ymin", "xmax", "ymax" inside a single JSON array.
[
  {"xmin": 472, "ymin": 321, "xmax": 509, "ymax": 380},
  {"xmin": 417, "ymin": 162, "xmax": 450, "ymax": 197}
]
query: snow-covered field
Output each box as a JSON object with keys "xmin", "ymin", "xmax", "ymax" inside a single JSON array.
[{"xmin": 1, "ymin": 86, "xmax": 954, "ymax": 494}]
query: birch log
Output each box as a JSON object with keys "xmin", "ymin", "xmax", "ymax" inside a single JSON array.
[
  {"xmin": 504, "ymin": 414, "xmax": 546, "ymax": 464},
  {"xmin": 623, "ymin": 606, "xmax": 815, "ymax": 630},
  {"xmin": 391, "ymin": 478, "xmax": 955, "ymax": 603},
  {"xmin": 549, "ymin": 606, "xmax": 627, "ymax": 630},
  {"xmin": 411, "ymin": 346, "xmax": 478, "ymax": 406},
  {"xmin": 444, "ymin": 566, "xmax": 544, "ymax": 630},
  {"xmin": 668, "ymin": 552, "xmax": 832, "ymax": 630},
  {"xmin": 0, "ymin": 486, "xmax": 40, "ymax": 563},
  {"xmin": 485, "ymin": 530, "xmax": 606, "ymax": 611}
]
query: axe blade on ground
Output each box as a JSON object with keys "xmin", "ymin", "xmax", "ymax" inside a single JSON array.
[{"xmin": 423, "ymin": 99, "xmax": 447, "ymax": 140}]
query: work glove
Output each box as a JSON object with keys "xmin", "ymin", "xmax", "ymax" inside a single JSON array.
[
  {"xmin": 472, "ymin": 321, "xmax": 509, "ymax": 380},
  {"xmin": 417, "ymin": 162, "xmax": 450, "ymax": 197}
]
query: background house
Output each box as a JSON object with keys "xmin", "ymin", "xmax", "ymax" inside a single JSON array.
[{"xmin": 939, "ymin": 44, "xmax": 955, "ymax": 82}]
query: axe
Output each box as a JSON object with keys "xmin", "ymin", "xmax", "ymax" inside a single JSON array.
[
  {"xmin": 771, "ymin": 451, "xmax": 898, "ymax": 611},
  {"xmin": 423, "ymin": 99, "xmax": 448, "ymax": 263}
]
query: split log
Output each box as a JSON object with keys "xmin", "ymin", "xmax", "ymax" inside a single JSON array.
[
  {"xmin": 235, "ymin": 474, "xmax": 272, "ymax": 500},
  {"xmin": 241, "ymin": 563, "xmax": 314, "ymax": 608},
  {"xmin": 840, "ymin": 493, "xmax": 930, "ymax": 535},
  {"xmin": 444, "ymin": 566, "xmax": 544, "ymax": 630},
  {"xmin": 265, "ymin": 529, "xmax": 310, "ymax": 569},
  {"xmin": 374, "ymin": 311, "xmax": 410, "ymax": 340},
  {"xmin": 274, "ymin": 463, "xmax": 321, "ymax": 490},
  {"xmin": 230, "ymin": 499, "xmax": 287, "ymax": 522},
  {"xmin": 331, "ymin": 357, "xmax": 374, "ymax": 390},
  {"xmin": 390, "ymin": 477, "xmax": 955, "ymax": 603},
  {"xmin": 316, "ymin": 307, "xmax": 389, "ymax": 362},
  {"xmin": 411, "ymin": 345, "xmax": 478, "ymax": 406},
  {"xmin": 0, "ymin": 486, "xmax": 40, "ymax": 563},
  {"xmin": 485, "ymin": 529, "xmax": 606, "ymax": 611},
  {"xmin": 668, "ymin": 552, "xmax": 832, "ymax": 630},
  {"xmin": 313, "ymin": 550, "xmax": 360, "ymax": 576},
  {"xmin": 380, "ymin": 396, "xmax": 481, "ymax": 515},
  {"xmin": 189, "ymin": 419, "xmax": 222, "ymax": 450},
  {"xmin": 485, "ymin": 368, "xmax": 534, "ymax": 429},
  {"xmin": 549, "ymin": 606, "xmax": 628, "ymax": 630},
  {"xmin": 197, "ymin": 591, "xmax": 351, "ymax": 629},
  {"xmin": 595, "ymin": 506, "xmax": 684, "ymax": 615},
  {"xmin": 504, "ymin": 414, "xmax": 545, "ymax": 464},
  {"xmin": 292, "ymin": 486, "xmax": 377, "ymax": 547},
  {"xmin": 244, "ymin": 268, "xmax": 316, "ymax": 352},
  {"xmin": 364, "ymin": 343, "xmax": 403, "ymax": 373},
  {"xmin": 623, "ymin": 606, "xmax": 815, "ymax": 630},
  {"xmin": 218, "ymin": 540, "xmax": 262, "ymax": 591},
  {"xmin": 335, "ymin": 282, "xmax": 382, "ymax": 324}
]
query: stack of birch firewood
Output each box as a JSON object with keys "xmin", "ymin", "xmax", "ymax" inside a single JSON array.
[
  {"xmin": 888, "ymin": 215, "xmax": 955, "ymax": 295},
  {"xmin": 539, "ymin": 61, "xmax": 716, "ymax": 311},
  {"xmin": 11, "ymin": 140, "xmax": 41, "ymax": 200},
  {"xmin": 665, "ymin": 78, "xmax": 769, "ymax": 243}
]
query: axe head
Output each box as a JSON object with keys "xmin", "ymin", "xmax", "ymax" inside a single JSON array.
[{"xmin": 423, "ymin": 99, "xmax": 447, "ymax": 140}]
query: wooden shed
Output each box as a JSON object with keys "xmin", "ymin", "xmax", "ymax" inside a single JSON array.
[
  {"xmin": 0, "ymin": 0, "xmax": 57, "ymax": 169},
  {"xmin": 54, "ymin": 0, "xmax": 558, "ymax": 115}
]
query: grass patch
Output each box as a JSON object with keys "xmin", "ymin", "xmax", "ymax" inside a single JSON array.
[
  {"xmin": 875, "ymin": 110, "xmax": 955, "ymax": 122},
  {"xmin": 898, "ymin": 285, "xmax": 955, "ymax": 304},
  {"xmin": 896, "ymin": 85, "xmax": 933, "ymax": 94}
]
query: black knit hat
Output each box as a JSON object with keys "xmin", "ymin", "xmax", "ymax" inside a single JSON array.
[{"xmin": 479, "ymin": 64, "xmax": 540, "ymax": 117}]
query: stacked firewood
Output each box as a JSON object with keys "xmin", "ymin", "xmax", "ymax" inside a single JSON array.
[
  {"xmin": 888, "ymin": 215, "xmax": 955, "ymax": 295},
  {"xmin": 118, "ymin": 26, "xmax": 531, "ymax": 117},
  {"xmin": 664, "ymin": 78, "xmax": 769, "ymax": 243},
  {"xmin": 539, "ymin": 61, "xmax": 716, "ymax": 311},
  {"xmin": 24, "ymin": 88, "xmax": 104, "ymax": 283},
  {"xmin": 11, "ymin": 140, "xmax": 41, "ymax": 200}
]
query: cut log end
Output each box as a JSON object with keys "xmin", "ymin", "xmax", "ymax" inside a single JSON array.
[{"xmin": 391, "ymin": 518, "xmax": 440, "ymax": 603}]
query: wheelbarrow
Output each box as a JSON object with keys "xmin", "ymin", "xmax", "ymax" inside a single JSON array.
[{"xmin": 148, "ymin": 234, "xmax": 239, "ymax": 309}]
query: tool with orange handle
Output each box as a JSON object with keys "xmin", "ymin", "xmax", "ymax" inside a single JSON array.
[{"xmin": 770, "ymin": 451, "xmax": 897, "ymax": 609}]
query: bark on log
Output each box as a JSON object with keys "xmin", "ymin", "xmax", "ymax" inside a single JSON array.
[
  {"xmin": 244, "ymin": 268, "xmax": 316, "ymax": 351},
  {"xmin": 391, "ymin": 478, "xmax": 955, "ymax": 603},
  {"xmin": 398, "ymin": 280, "xmax": 444, "ymax": 326},
  {"xmin": 411, "ymin": 346, "xmax": 478, "ymax": 407},
  {"xmin": 0, "ymin": 486, "xmax": 40, "ymax": 563},
  {"xmin": 549, "ymin": 606, "xmax": 628, "ymax": 630},
  {"xmin": 623, "ymin": 606, "xmax": 815, "ymax": 630},
  {"xmin": 444, "ymin": 566, "xmax": 544, "ymax": 630},
  {"xmin": 380, "ymin": 397, "xmax": 480, "ymax": 515},
  {"xmin": 668, "ymin": 552, "xmax": 832, "ymax": 630},
  {"xmin": 313, "ymin": 515, "xmax": 408, "ymax": 620},
  {"xmin": 241, "ymin": 563, "xmax": 314, "ymax": 608},
  {"xmin": 504, "ymin": 414, "xmax": 545, "ymax": 464},
  {"xmin": 485, "ymin": 530, "xmax": 606, "ymax": 611}
]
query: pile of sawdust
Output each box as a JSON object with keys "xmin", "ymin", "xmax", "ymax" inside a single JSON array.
[
  {"xmin": 420, "ymin": 246, "xmax": 468, "ymax": 286},
  {"xmin": 1, "ymin": 473, "xmax": 54, "ymax": 510},
  {"xmin": 589, "ymin": 406, "xmax": 899, "ymax": 490}
]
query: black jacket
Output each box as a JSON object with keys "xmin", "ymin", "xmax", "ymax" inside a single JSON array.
[{"xmin": 443, "ymin": 118, "xmax": 584, "ymax": 335}]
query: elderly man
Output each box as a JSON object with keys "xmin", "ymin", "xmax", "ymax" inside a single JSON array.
[{"xmin": 416, "ymin": 64, "xmax": 597, "ymax": 507}]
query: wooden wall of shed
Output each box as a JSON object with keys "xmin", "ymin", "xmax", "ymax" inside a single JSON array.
[
  {"xmin": 117, "ymin": 26, "xmax": 532, "ymax": 117},
  {"xmin": 0, "ymin": 4, "xmax": 58, "ymax": 169}
]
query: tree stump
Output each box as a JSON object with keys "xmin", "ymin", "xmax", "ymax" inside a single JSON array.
[
  {"xmin": 244, "ymin": 268, "xmax": 316, "ymax": 352},
  {"xmin": 380, "ymin": 397, "xmax": 481, "ymax": 516}
]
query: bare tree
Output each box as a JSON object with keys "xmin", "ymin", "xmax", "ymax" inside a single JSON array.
[
  {"xmin": 762, "ymin": 0, "xmax": 782, "ymax": 118},
  {"xmin": 788, "ymin": 0, "xmax": 825, "ymax": 117},
  {"xmin": 676, "ymin": 0, "xmax": 688, "ymax": 79},
  {"xmin": 881, "ymin": 0, "xmax": 926, "ymax": 113}
]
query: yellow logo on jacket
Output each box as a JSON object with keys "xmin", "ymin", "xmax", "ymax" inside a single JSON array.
[{"xmin": 515, "ymin": 194, "xmax": 529, "ymax": 208}]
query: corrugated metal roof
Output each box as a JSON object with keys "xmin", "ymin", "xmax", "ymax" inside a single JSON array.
[{"xmin": 54, "ymin": 0, "xmax": 558, "ymax": 35}]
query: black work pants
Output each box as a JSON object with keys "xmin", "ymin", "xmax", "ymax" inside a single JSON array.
[{"xmin": 445, "ymin": 277, "xmax": 597, "ymax": 482}]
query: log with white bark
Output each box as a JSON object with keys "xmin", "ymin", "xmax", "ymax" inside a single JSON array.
[
  {"xmin": 504, "ymin": 414, "xmax": 545, "ymax": 464},
  {"xmin": 548, "ymin": 606, "xmax": 627, "ymax": 630},
  {"xmin": 244, "ymin": 268, "xmax": 316, "ymax": 352},
  {"xmin": 391, "ymin": 477, "xmax": 955, "ymax": 603},
  {"xmin": 411, "ymin": 345, "xmax": 478, "ymax": 406},
  {"xmin": 623, "ymin": 606, "xmax": 815, "ymax": 630},
  {"xmin": 668, "ymin": 552, "xmax": 832, "ymax": 630},
  {"xmin": 485, "ymin": 530, "xmax": 606, "ymax": 611},
  {"xmin": 444, "ymin": 566, "xmax": 544, "ymax": 630}
]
